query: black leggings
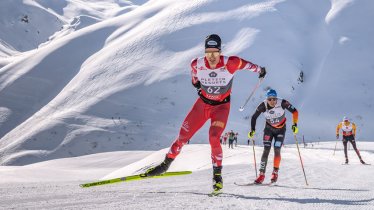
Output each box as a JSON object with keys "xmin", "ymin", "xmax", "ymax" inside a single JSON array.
[
  {"xmin": 259, "ymin": 125, "xmax": 286, "ymax": 173},
  {"xmin": 343, "ymin": 136, "xmax": 361, "ymax": 160}
]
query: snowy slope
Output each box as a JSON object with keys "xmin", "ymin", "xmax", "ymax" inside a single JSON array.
[
  {"xmin": 0, "ymin": 0, "xmax": 138, "ymax": 67},
  {"xmin": 0, "ymin": 142, "xmax": 373, "ymax": 209},
  {"xmin": 0, "ymin": 0, "xmax": 374, "ymax": 166}
]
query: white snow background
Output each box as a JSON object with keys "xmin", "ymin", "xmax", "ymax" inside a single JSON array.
[{"xmin": 0, "ymin": 0, "xmax": 373, "ymax": 209}]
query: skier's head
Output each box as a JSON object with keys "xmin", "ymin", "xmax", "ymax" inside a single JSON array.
[
  {"xmin": 343, "ymin": 116, "xmax": 349, "ymax": 122},
  {"xmin": 205, "ymin": 34, "xmax": 221, "ymax": 50},
  {"xmin": 205, "ymin": 34, "xmax": 222, "ymax": 66},
  {"xmin": 266, "ymin": 89, "xmax": 277, "ymax": 98},
  {"xmin": 266, "ymin": 89, "xmax": 277, "ymax": 107}
]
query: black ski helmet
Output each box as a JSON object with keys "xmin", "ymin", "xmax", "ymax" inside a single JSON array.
[{"xmin": 205, "ymin": 34, "xmax": 221, "ymax": 50}]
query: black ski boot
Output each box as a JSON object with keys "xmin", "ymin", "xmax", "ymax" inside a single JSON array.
[
  {"xmin": 212, "ymin": 166, "xmax": 223, "ymax": 191},
  {"xmin": 345, "ymin": 158, "xmax": 349, "ymax": 164},
  {"xmin": 360, "ymin": 159, "xmax": 366, "ymax": 164},
  {"xmin": 143, "ymin": 156, "xmax": 174, "ymax": 177}
]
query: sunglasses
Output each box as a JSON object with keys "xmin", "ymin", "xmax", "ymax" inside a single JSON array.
[
  {"xmin": 205, "ymin": 51, "xmax": 220, "ymax": 57},
  {"xmin": 267, "ymin": 98, "xmax": 277, "ymax": 101}
]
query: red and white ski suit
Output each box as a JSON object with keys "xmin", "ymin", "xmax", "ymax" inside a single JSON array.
[{"xmin": 167, "ymin": 55, "xmax": 261, "ymax": 167}]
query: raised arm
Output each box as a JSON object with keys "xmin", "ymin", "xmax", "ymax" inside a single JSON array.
[{"xmin": 225, "ymin": 56, "xmax": 266, "ymax": 78}]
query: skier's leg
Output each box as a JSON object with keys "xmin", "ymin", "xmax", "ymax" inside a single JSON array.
[
  {"xmin": 349, "ymin": 138, "xmax": 363, "ymax": 161},
  {"xmin": 254, "ymin": 129, "xmax": 273, "ymax": 184},
  {"xmin": 273, "ymin": 127, "xmax": 286, "ymax": 170},
  {"xmin": 167, "ymin": 98, "xmax": 209, "ymax": 159},
  {"xmin": 343, "ymin": 138, "xmax": 348, "ymax": 163},
  {"xmin": 209, "ymin": 102, "xmax": 230, "ymax": 190},
  {"xmin": 259, "ymin": 129, "xmax": 273, "ymax": 174},
  {"xmin": 145, "ymin": 99, "xmax": 208, "ymax": 177},
  {"xmin": 271, "ymin": 127, "xmax": 285, "ymax": 183},
  {"xmin": 208, "ymin": 102, "xmax": 230, "ymax": 167}
]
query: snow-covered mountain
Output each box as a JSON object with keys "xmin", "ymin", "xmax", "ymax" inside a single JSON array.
[{"xmin": 0, "ymin": 0, "xmax": 374, "ymax": 165}]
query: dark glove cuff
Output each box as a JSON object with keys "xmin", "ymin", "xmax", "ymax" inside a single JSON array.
[{"xmin": 192, "ymin": 81, "xmax": 201, "ymax": 89}]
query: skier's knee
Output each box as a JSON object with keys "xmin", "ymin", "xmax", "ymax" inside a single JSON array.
[{"xmin": 274, "ymin": 141, "xmax": 282, "ymax": 148}]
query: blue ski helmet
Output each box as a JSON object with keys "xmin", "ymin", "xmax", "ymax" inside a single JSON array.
[{"xmin": 266, "ymin": 89, "xmax": 277, "ymax": 98}]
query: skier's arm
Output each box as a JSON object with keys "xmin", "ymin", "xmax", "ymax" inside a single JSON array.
[
  {"xmin": 281, "ymin": 100, "xmax": 298, "ymax": 125},
  {"xmin": 226, "ymin": 56, "xmax": 262, "ymax": 74},
  {"xmin": 336, "ymin": 123, "xmax": 342, "ymax": 136},
  {"xmin": 191, "ymin": 58, "xmax": 200, "ymax": 89},
  {"xmin": 251, "ymin": 102, "xmax": 266, "ymax": 131}
]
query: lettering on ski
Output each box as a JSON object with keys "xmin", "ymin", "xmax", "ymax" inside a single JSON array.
[{"xmin": 79, "ymin": 171, "xmax": 192, "ymax": 188}]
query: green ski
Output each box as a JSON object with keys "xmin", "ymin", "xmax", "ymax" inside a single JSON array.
[
  {"xmin": 208, "ymin": 190, "xmax": 222, "ymax": 197},
  {"xmin": 79, "ymin": 171, "xmax": 192, "ymax": 188}
]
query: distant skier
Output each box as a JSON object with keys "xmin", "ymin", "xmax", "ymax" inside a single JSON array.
[
  {"xmin": 223, "ymin": 132, "xmax": 228, "ymax": 145},
  {"xmin": 228, "ymin": 130, "xmax": 235, "ymax": 149},
  {"xmin": 248, "ymin": 89, "xmax": 298, "ymax": 184},
  {"xmin": 234, "ymin": 132, "xmax": 239, "ymax": 146},
  {"xmin": 336, "ymin": 117, "xmax": 366, "ymax": 164},
  {"xmin": 142, "ymin": 34, "xmax": 266, "ymax": 192}
]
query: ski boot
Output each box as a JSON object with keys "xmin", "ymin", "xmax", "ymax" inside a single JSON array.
[
  {"xmin": 254, "ymin": 172, "xmax": 265, "ymax": 184},
  {"xmin": 212, "ymin": 166, "xmax": 223, "ymax": 191},
  {"xmin": 143, "ymin": 156, "xmax": 174, "ymax": 177},
  {"xmin": 270, "ymin": 168, "xmax": 279, "ymax": 183},
  {"xmin": 345, "ymin": 158, "xmax": 349, "ymax": 164},
  {"xmin": 360, "ymin": 159, "xmax": 366, "ymax": 164}
]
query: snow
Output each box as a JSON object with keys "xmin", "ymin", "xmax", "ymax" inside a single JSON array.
[
  {"xmin": 0, "ymin": 0, "xmax": 374, "ymax": 208},
  {"xmin": 1, "ymin": 0, "xmax": 373, "ymax": 166},
  {"xmin": 0, "ymin": 142, "xmax": 373, "ymax": 209}
]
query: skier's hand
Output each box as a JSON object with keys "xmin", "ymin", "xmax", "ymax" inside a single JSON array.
[
  {"xmin": 248, "ymin": 130, "xmax": 255, "ymax": 138},
  {"xmin": 259, "ymin": 67, "xmax": 266, "ymax": 78},
  {"xmin": 192, "ymin": 81, "xmax": 201, "ymax": 89},
  {"xmin": 336, "ymin": 134, "xmax": 339, "ymax": 139},
  {"xmin": 292, "ymin": 123, "xmax": 298, "ymax": 134}
]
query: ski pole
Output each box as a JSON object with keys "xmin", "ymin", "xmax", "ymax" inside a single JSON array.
[
  {"xmin": 252, "ymin": 138, "xmax": 258, "ymax": 177},
  {"xmin": 294, "ymin": 134, "xmax": 309, "ymax": 186},
  {"xmin": 239, "ymin": 77, "xmax": 264, "ymax": 112}
]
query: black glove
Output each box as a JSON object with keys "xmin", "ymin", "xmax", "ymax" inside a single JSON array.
[
  {"xmin": 291, "ymin": 123, "xmax": 298, "ymax": 134},
  {"xmin": 259, "ymin": 67, "xmax": 266, "ymax": 78},
  {"xmin": 192, "ymin": 81, "xmax": 201, "ymax": 89}
]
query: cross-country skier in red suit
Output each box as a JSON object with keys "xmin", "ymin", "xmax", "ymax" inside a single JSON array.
[{"xmin": 143, "ymin": 34, "xmax": 266, "ymax": 192}]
